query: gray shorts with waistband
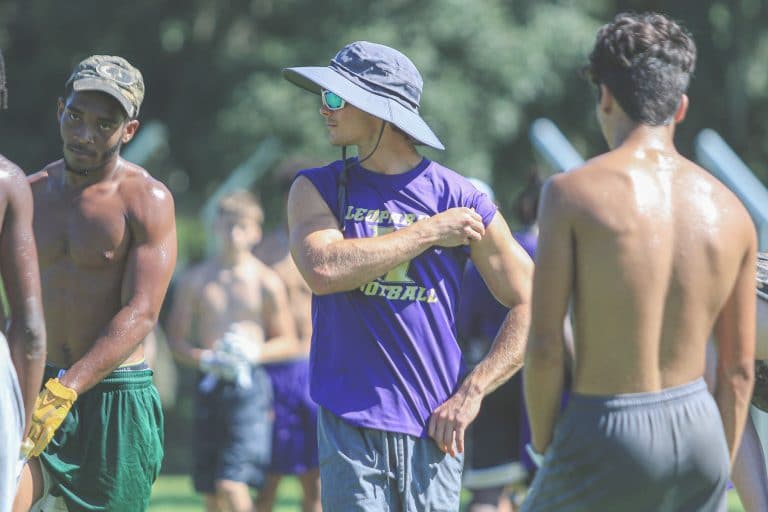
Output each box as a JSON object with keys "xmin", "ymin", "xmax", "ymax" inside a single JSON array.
[
  {"xmin": 317, "ymin": 406, "xmax": 464, "ymax": 511},
  {"xmin": 522, "ymin": 378, "xmax": 729, "ymax": 512}
]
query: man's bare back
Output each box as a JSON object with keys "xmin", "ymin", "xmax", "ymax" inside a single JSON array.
[
  {"xmin": 30, "ymin": 158, "xmax": 176, "ymax": 369},
  {"xmin": 523, "ymin": 13, "xmax": 752, "ymax": 510},
  {"xmin": 557, "ymin": 145, "xmax": 754, "ymax": 395}
]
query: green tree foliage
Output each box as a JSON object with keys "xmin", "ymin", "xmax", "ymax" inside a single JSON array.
[{"xmin": 1, "ymin": 0, "xmax": 766, "ymax": 221}]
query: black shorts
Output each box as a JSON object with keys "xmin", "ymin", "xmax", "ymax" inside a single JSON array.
[
  {"xmin": 193, "ymin": 367, "xmax": 273, "ymax": 493},
  {"xmin": 467, "ymin": 372, "xmax": 523, "ymax": 470}
]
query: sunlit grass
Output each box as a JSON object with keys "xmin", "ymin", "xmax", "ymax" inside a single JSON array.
[{"xmin": 149, "ymin": 474, "xmax": 746, "ymax": 511}]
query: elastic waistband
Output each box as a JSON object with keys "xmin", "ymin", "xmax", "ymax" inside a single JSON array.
[
  {"xmin": 264, "ymin": 357, "xmax": 309, "ymax": 370},
  {"xmin": 115, "ymin": 360, "xmax": 149, "ymax": 372},
  {"xmin": 45, "ymin": 364, "xmax": 155, "ymax": 392},
  {"xmin": 569, "ymin": 378, "xmax": 708, "ymax": 411}
]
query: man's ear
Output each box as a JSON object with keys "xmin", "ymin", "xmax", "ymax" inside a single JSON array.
[
  {"xmin": 674, "ymin": 94, "xmax": 689, "ymax": 124},
  {"xmin": 57, "ymin": 97, "xmax": 65, "ymax": 121},
  {"xmin": 598, "ymin": 84, "xmax": 613, "ymax": 115},
  {"xmin": 122, "ymin": 119, "xmax": 140, "ymax": 143}
]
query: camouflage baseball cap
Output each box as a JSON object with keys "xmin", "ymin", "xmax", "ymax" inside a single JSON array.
[{"xmin": 66, "ymin": 55, "xmax": 144, "ymax": 118}]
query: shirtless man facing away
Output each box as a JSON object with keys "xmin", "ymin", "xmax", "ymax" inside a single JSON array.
[
  {"xmin": 0, "ymin": 49, "xmax": 46, "ymax": 512},
  {"xmin": 14, "ymin": 55, "xmax": 177, "ymax": 512},
  {"xmin": 523, "ymin": 13, "xmax": 755, "ymax": 511},
  {"xmin": 167, "ymin": 190, "xmax": 298, "ymax": 512}
]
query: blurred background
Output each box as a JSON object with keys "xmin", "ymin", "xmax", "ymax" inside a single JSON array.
[
  {"xmin": 2, "ymin": 0, "xmax": 767, "ymax": 240},
  {"xmin": 1, "ymin": 0, "xmax": 765, "ymax": 509}
]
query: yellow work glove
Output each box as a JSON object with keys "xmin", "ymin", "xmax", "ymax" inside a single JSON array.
[{"xmin": 24, "ymin": 378, "xmax": 78, "ymax": 457}]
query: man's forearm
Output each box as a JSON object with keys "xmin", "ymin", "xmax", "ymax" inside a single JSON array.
[
  {"xmin": 524, "ymin": 335, "xmax": 565, "ymax": 453},
  {"xmin": 259, "ymin": 335, "xmax": 302, "ymax": 363},
  {"xmin": 461, "ymin": 303, "xmax": 529, "ymax": 396},
  {"xmin": 303, "ymin": 223, "xmax": 435, "ymax": 294},
  {"xmin": 58, "ymin": 306, "xmax": 156, "ymax": 394},
  {"xmin": 8, "ymin": 320, "xmax": 46, "ymax": 434},
  {"xmin": 169, "ymin": 340, "xmax": 206, "ymax": 369},
  {"xmin": 715, "ymin": 374, "xmax": 754, "ymax": 464}
]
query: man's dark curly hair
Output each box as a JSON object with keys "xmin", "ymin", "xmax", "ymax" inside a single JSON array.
[
  {"xmin": 0, "ymin": 49, "xmax": 7, "ymax": 109},
  {"xmin": 585, "ymin": 12, "xmax": 696, "ymax": 126}
]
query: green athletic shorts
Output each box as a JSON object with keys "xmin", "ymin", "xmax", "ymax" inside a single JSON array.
[{"xmin": 39, "ymin": 363, "xmax": 164, "ymax": 512}]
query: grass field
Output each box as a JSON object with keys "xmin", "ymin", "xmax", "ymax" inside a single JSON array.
[{"xmin": 149, "ymin": 474, "xmax": 748, "ymax": 511}]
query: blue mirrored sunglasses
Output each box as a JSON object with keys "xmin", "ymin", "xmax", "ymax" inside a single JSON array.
[{"xmin": 321, "ymin": 89, "xmax": 346, "ymax": 111}]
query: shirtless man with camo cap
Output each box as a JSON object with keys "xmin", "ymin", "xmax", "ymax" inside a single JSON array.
[{"xmin": 14, "ymin": 54, "xmax": 176, "ymax": 512}]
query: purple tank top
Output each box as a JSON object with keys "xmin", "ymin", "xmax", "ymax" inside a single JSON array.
[
  {"xmin": 513, "ymin": 228, "xmax": 538, "ymax": 259},
  {"xmin": 297, "ymin": 158, "xmax": 497, "ymax": 437}
]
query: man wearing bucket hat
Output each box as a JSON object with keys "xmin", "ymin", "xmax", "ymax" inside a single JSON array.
[
  {"xmin": 284, "ymin": 41, "xmax": 533, "ymax": 510},
  {"xmin": 0, "ymin": 49, "xmax": 47, "ymax": 512},
  {"xmin": 14, "ymin": 55, "xmax": 176, "ymax": 512}
]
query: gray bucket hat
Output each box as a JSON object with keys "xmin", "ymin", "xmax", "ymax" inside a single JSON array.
[{"xmin": 283, "ymin": 41, "xmax": 444, "ymax": 150}]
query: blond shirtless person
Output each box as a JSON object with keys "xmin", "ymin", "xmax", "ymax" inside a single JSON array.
[
  {"xmin": 167, "ymin": 190, "xmax": 297, "ymax": 512},
  {"xmin": 523, "ymin": 13, "xmax": 755, "ymax": 511},
  {"xmin": 14, "ymin": 55, "xmax": 177, "ymax": 512},
  {"xmin": 253, "ymin": 161, "xmax": 321, "ymax": 512}
]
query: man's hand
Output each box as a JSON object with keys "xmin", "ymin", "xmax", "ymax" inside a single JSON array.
[
  {"xmin": 24, "ymin": 378, "xmax": 78, "ymax": 457},
  {"xmin": 424, "ymin": 207, "xmax": 485, "ymax": 248},
  {"xmin": 199, "ymin": 348, "xmax": 240, "ymax": 381},
  {"xmin": 428, "ymin": 385, "xmax": 483, "ymax": 457},
  {"xmin": 199, "ymin": 331, "xmax": 262, "ymax": 383},
  {"xmin": 218, "ymin": 330, "xmax": 262, "ymax": 365}
]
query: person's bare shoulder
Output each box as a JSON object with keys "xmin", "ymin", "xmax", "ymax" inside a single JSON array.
[
  {"xmin": 175, "ymin": 259, "xmax": 216, "ymax": 296},
  {"xmin": 679, "ymin": 158, "xmax": 754, "ymax": 237},
  {"xmin": 558, "ymin": 152, "xmax": 618, "ymax": 192},
  {"xmin": 0, "ymin": 153, "xmax": 22, "ymax": 174},
  {"xmin": 0, "ymin": 153, "xmax": 28, "ymax": 186},
  {"xmin": 116, "ymin": 159, "xmax": 175, "ymax": 224},
  {"xmin": 248, "ymin": 255, "xmax": 287, "ymax": 297},
  {"xmin": 0, "ymin": 154, "xmax": 33, "ymax": 208},
  {"xmin": 537, "ymin": 162, "xmax": 592, "ymax": 216},
  {"xmin": 117, "ymin": 159, "xmax": 172, "ymax": 201},
  {"xmin": 26, "ymin": 159, "xmax": 63, "ymax": 189}
]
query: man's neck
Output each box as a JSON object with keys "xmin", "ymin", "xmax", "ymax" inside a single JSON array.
[
  {"xmin": 611, "ymin": 123, "xmax": 677, "ymax": 155},
  {"xmin": 354, "ymin": 143, "xmax": 423, "ymax": 175},
  {"xmin": 217, "ymin": 250, "xmax": 254, "ymax": 269},
  {"xmin": 63, "ymin": 156, "xmax": 122, "ymax": 188},
  {"xmin": 351, "ymin": 123, "xmax": 424, "ymax": 175}
]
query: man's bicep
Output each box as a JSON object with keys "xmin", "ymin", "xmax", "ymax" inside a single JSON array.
[
  {"xmin": 165, "ymin": 277, "xmax": 199, "ymax": 342},
  {"xmin": 531, "ymin": 179, "xmax": 574, "ymax": 340},
  {"xmin": 123, "ymin": 192, "xmax": 177, "ymax": 314},
  {"xmin": 470, "ymin": 213, "xmax": 533, "ymax": 308},
  {"xmin": 262, "ymin": 273, "xmax": 296, "ymax": 339},
  {"xmin": 0, "ymin": 175, "xmax": 42, "ymax": 317},
  {"xmin": 287, "ymin": 176, "xmax": 343, "ymax": 276}
]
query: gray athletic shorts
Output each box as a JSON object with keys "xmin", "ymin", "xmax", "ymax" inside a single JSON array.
[
  {"xmin": 0, "ymin": 337, "xmax": 24, "ymax": 511},
  {"xmin": 522, "ymin": 378, "xmax": 729, "ymax": 512},
  {"xmin": 317, "ymin": 406, "xmax": 464, "ymax": 511}
]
